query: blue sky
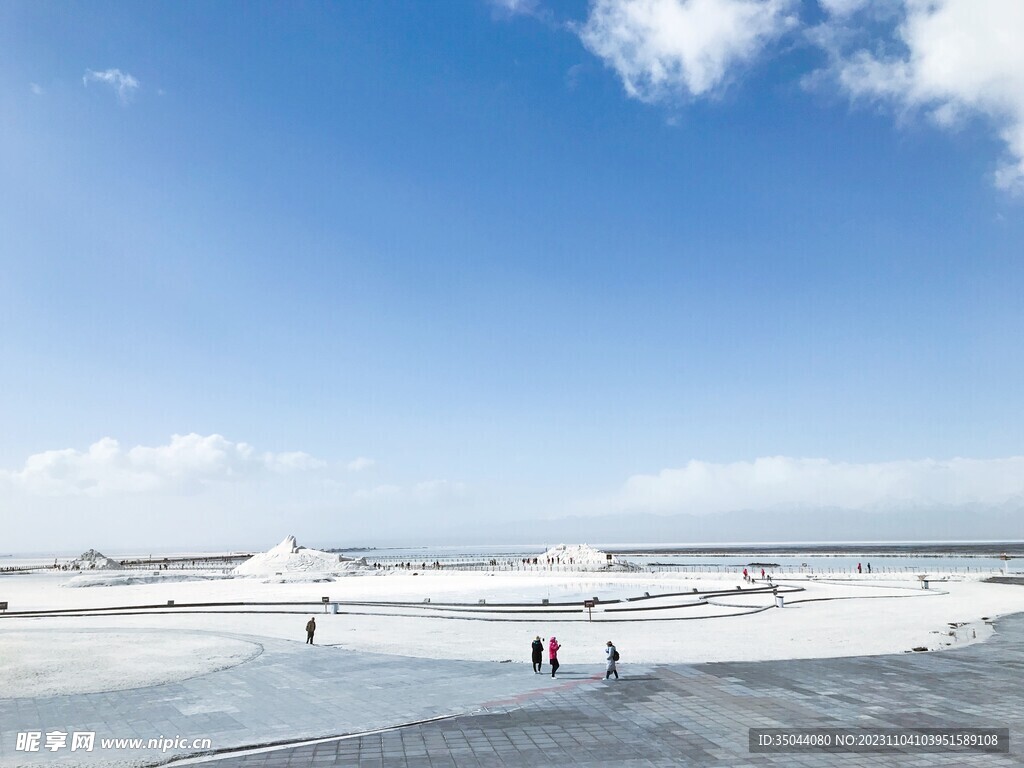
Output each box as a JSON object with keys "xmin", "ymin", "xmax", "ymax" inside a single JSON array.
[{"xmin": 2, "ymin": 0, "xmax": 1023, "ymax": 551}]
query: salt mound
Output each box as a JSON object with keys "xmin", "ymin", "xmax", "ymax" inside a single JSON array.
[
  {"xmin": 71, "ymin": 549, "xmax": 123, "ymax": 570},
  {"xmin": 542, "ymin": 543, "xmax": 637, "ymax": 570},
  {"xmin": 268, "ymin": 534, "xmax": 300, "ymax": 555},
  {"xmin": 233, "ymin": 535, "xmax": 371, "ymax": 577}
]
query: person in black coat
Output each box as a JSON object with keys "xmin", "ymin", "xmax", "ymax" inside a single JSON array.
[{"xmin": 531, "ymin": 636, "xmax": 544, "ymax": 673}]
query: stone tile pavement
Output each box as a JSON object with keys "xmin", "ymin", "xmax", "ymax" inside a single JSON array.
[
  {"xmin": 0, "ymin": 629, "xmax": 571, "ymax": 767},
  {"xmin": 4, "ymin": 615, "xmax": 1024, "ymax": 767},
  {"xmin": 185, "ymin": 615, "xmax": 1024, "ymax": 767}
]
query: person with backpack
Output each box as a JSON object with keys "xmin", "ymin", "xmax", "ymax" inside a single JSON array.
[
  {"xmin": 531, "ymin": 636, "xmax": 544, "ymax": 673},
  {"xmin": 548, "ymin": 636, "xmax": 561, "ymax": 678},
  {"xmin": 605, "ymin": 640, "xmax": 619, "ymax": 679}
]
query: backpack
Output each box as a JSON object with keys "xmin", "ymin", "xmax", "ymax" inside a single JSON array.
[{"xmin": 612, "ymin": 648, "xmax": 620, "ymax": 661}]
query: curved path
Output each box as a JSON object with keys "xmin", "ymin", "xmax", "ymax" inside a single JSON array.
[
  {"xmin": 0, "ymin": 626, "xmax": 578, "ymax": 767},
  {"xmin": 2, "ymin": 612, "xmax": 1022, "ymax": 767}
]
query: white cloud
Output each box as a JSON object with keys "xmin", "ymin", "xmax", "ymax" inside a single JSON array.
[
  {"xmin": 617, "ymin": 455, "xmax": 1024, "ymax": 514},
  {"xmin": 531, "ymin": 0, "xmax": 1024, "ymax": 190},
  {"xmin": 30, "ymin": 83, "xmax": 44, "ymax": 96},
  {"xmin": 817, "ymin": 0, "xmax": 1024, "ymax": 192},
  {"xmin": 0, "ymin": 434, "xmax": 325, "ymax": 497},
  {"xmin": 83, "ymin": 68, "xmax": 139, "ymax": 103},
  {"xmin": 566, "ymin": 0, "xmax": 1024, "ymax": 191},
  {"xmin": 578, "ymin": 0, "xmax": 799, "ymax": 100},
  {"xmin": 346, "ymin": 456, "xmax": 376, "ymax": 472}
]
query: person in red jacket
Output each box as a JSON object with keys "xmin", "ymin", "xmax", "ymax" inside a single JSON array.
[{"xmin": 548, "ymin": 636, "xmax": 561, "ymax": 678}]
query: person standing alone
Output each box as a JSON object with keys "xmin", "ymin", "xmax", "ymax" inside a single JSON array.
[
  {"xmin": 549, "ymin": 636, "xmax": 561, "ymax": 678},
  {"xmin": 305, "ymin": 617, "xmax": 316, "ymax": 645},
  {"xmin": 605, "ymin": 641, "xmax": 619, "ymax": 679},
  {"xmin": 531, "ymin": 636, "xmax": 544, "ymax": 673}
]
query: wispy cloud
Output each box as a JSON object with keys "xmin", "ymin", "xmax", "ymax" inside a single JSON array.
[
  {"xmin": 265, "ymin": 451, "xmax": 327, "ymax": 473},
  {"xmin": 83, "ymin": 68, "xmax": 140, "ymax": 103},
  {"xmin": 565, "ymin": 63, "xmax": 586, "ymax": 90},
  {"xmin": 353, "ymin": 483, "xmax": 403, "ymax": 502},
  {"xmin": 0, "ymin": 434, "xmax": 324, "ymax": 497},
  {"xmin": 352, "ymin": 479, "xmax": 468, "ymax": 506},
  {"xmin": 346, "ymin": 456, "xmax": 376, "ymax": 472},
  {"xmin": 491, "ymin": 0, "xmax": 540, "ymax": 15},
  {"xmin": 816, "ymin": 0, "xmax": 869, "ymax": 16},
  {"xmin": 29, "ymin": 82, "xmax": 44, "ymax": 96},
  {"xmin": 412, "ymin": 479, "xmax": 468, "ymax": 503},
  {"xmin": 578, "ymin": 0, "xmax": 799, "ymax": 101},
  {"xmin": 614, "ymin": 455, "xmax": 1024, "ymax": 514}
]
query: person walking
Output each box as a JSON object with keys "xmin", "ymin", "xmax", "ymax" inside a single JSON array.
[
  {"xmin": 305, "ymin": 617, "xmax": 316, "ymax": 645},
  {"xmin": 605, "ymin": 640, "xmax": 619, "ymax": 679},
  {"xmin": 549, "ymin": 636, "xmax": 561, "ymax": 678},
  {"xmin": 531, "ymin": 636, "xmax": 544, "ymax": 673}
]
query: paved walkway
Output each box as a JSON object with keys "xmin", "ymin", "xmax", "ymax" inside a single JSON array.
[
  {"xmin": 3, "ymin": 615, "xmax": 1023, "ymax": 767},
  {"xmin": 0, "ymin": 628, "xmax": 572, "ymax": 767}
]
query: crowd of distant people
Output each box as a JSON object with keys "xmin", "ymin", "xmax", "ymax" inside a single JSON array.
[{"xmin": 369, "ymin": 555, "xmax": 581, "ymax": 570}]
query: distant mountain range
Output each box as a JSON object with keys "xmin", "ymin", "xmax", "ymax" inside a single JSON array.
[{"xmin": 389, "ymin": 499, "xmax": 1024, "ymax": 546}]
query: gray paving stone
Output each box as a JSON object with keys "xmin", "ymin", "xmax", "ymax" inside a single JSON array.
[{"xmin": 4, "ymin": 615, "xmax": 1024, "ymax": 767}]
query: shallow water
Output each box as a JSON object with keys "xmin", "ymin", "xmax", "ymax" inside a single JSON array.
[{"xmin": 331, "ymin": 542, "xmax": 1019, "ymax": 576}]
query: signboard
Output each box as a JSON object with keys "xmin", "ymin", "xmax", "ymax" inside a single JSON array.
[{"xmin": 584, "ymin": 599, "xmax": 595, "ymax": 622}]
